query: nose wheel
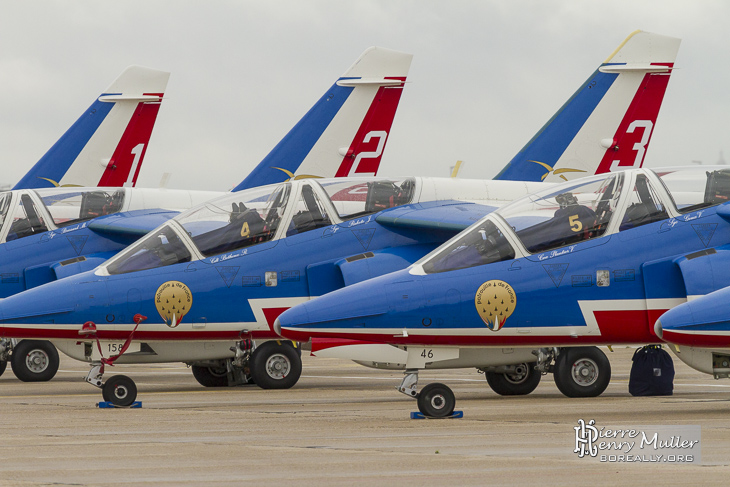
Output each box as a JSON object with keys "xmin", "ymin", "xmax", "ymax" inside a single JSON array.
[
  {"xmin": 398, "ymin": 370, "xmax": 457, "ymax": 418},
  {"xmin": 416, "ymin": 383, "xmax": 456, "ymax": 418},
  {"xmin": 102, "ymin": 375, "xmax": 138, "ymax": 407}
]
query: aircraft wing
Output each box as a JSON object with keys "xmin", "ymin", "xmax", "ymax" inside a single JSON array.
[
  {"xmin": 375, "ymin": 200, "xmax": 497, "ymax": 233},
  {"xmin": 88, "ymin": 208, "xmax": 180, "ymax": 240}
]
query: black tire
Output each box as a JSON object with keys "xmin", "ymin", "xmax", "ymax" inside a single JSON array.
[
  {"xmin": 417, "ymin": 383, "xmax": 455, "ymax": 418},
  {"xmin": 102, "ymin": 381, "xmax": 113, "ymax": 403},
  {"xmin": 485, "ymin": 363, "xmax": 541, "ymax": 396},
  {"xmin": 250, "ymin": 341, "xmax": 302, "ymax": 390},
  {"xmin": 192, "ymin": 364, "xmax": 229, "ymax": 387},
  {"xmin": 10, "ymin": 340, "xmax": 59, "ymax": 382},
  {"xmin": 102, "ymin": 375, "xmax": 137, "ymax": 407},
  {"xmin": 0, "ymin": 360, "xmax": 6, "ymax": 377},
  {"xmin": 553, "ymin": 347, "xmax": 611, "ymax": 398}
]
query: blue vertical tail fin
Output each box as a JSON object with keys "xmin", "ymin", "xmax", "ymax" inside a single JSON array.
[
  {"xmin": 495, "ymin": 31, "xmax": 680, "ymax": 182},
  {"xmin": 13, "ymin": 66, "xmax": 169, "ymax": 190},
  {"xmin": 233, "ymin": 47, "xmax": 412, "ymax": 192}
]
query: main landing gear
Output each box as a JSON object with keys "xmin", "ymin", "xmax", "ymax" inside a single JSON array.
[
  {"xmin": 251, "ymin": 341, "xmax": 302, "ymax": 389},
  {"xmin": 398, "ymin": 346, "xmax": 611, "ymax": 418},
  {"xmin": 189, "ymin": 340, "xmax": 302, "ymax": 390},
  {"xmin": 551, "ymin": 346, "xmax": 611, "ymax": 397},
  {"xmin": 0, "ymin": 339, "xmax": 9, "ymax": 377},
  {"xmin": 191, "ymin": 338, "xmax": 256, "ymax": 388},
  {"xmin": 0, "ymin": 338, "xmax": 60, "ymax": 382},
  {"xmin": 482, "ymin": 362, "xmax": 542, "ymax": 396}
]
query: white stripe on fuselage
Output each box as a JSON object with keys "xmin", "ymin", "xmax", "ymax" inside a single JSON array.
[
  {"xmin": 290, "ymin": 298, "xmax": 687, "ymax": 339},
  {"xmin": 0, "ymin": 297, "xmax": 314, "ymax": 339},
  {"xmin": 578, "ymin": 297, "xmax": 686, "ymax": 331}
]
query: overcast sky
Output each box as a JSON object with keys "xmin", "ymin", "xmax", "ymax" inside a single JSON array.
[{"xmin": 0, "ymin": 1, "xmax": 727, "ymax": 191}]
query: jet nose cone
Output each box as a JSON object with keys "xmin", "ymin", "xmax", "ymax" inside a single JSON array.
[
  {"xmin": 277, "ymin": 275, "xmax": 392, "ymax": 341},
  {"xmin": 657, "ymin": 288, "xmax": 730, "ymax": 348},
  {"xmin": 0, "ymin": 279, "xmax": 77, "ymax": 322},
  {"xmin": 657, "ymin": 301, "xmax": 695, "ymax": 337},
  {"xmin": 276, "ymin": 303, "xmax": 313, "ymax": 341},
  {"xmin": 273, "ymin": 318, "xmax": 282, "ymax": 337},
  {"xmin": 0, "ymin": 272, "xmax": 109, "ymax": 339},
  {"xmin": 0, "ymin": 278, "xmax": 83, "ymax": 339}
]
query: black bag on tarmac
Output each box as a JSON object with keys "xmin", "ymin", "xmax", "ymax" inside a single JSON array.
[{"xmin": 629, "ymin": 345, "xmax": 675, "ymax": 396}]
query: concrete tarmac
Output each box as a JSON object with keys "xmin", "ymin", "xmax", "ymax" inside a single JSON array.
[{"xmin": 1, "ymin": 347, "xmax": 730, "ymax": 486}]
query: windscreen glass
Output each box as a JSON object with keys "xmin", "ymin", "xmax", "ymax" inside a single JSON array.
[
  {"xmin": 318, "ymin": 178, "xmax": 415, "ymax": 220},
  {"xmin": 422, "ymin": 219, "xmax": 515, "ymax": 273},
  {"xmin": 6, "ymin": 194, "xmax": 49, "ymax": 241},
  {"xmin": 497, "ymin": 173, "xmax": 623, "ymax": 254},
  {"xmin": 655, "ymin": 167, "xmax": 730, "ymax": 214},
  {"xmin": 106, "ymin": 224, "xmax": 191, "ymax": 275},
  {"xmin": 36, "ymin": 188, "xmax": 125, "ymax": 227},
  {"xmin": 0, "ymin": 192, "xmax": 11, "ymax": 232},
  {"xmin": 286, "ymin": 184, "xmax": 332, "ymax": 236},
  {"xmin": 177, "ymin": 184, "xmax": 291, "ymax": 257},
  {"xmin": 619, "ymin": 174, "xmax": 668, "ymax": 231}
]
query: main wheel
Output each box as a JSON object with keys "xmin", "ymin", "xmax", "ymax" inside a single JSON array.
[
  {"xmin": 192, "ymin": 364, "xmax": 229, "ymax": 387},
  {"xmin": 0, "ymin": 360, "xmax": 6, "ymax": 377},
  {"xmin": 10, "ymin": 340, "xmax": 59, "ymax": 382},
  {"xmin": 417, "ymin": 383, "xmax": 455, "ymax": 418},
  {"xmin": 250, "ymin": 341, "xmax": 302, "ymax": 389},
  {"xmin": 485, "ymin": 363, "xmax": 541, "ymax": 396},
  {"xmin": 553, "ymin": 347, "xmax": 611, "ymax": 398},
  {"xmin": 102, "ymin": 375, "xmax": 137, "ymax": 407}
]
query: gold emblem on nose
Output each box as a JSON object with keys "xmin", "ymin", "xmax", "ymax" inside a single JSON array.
[
  {"xmin": 475, "ymin": 280, "xmax": 516, "ymax": 331},
  {"xmin": 154, "ymin": 281, "xmax": 193, "ymax": 328}
]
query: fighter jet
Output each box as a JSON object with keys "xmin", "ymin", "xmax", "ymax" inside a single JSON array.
[
  {"xmin": 277, "ymin": 166, "xmax": 730, "ymax": 417},
  {"xmin": 0, "ymin": 31, "xmax": 680, "ymax": 406},
  {"xmin": 0, "ymin": 47, "xmax": 413, "ymax": 382}
]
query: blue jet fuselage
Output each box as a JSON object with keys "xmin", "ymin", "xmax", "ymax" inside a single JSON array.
[
  {"xmin": 0, "ymin": 187, "xmax": 221, "ymax": 299},
  {"xmin": 0, "ymin": 219, "xmax": 442, "ymax": 340},
  {"xmin": 277, "ymin": 168, "xmax": 730, "ymax": 351},
  {"xmin": 0, "ymin": 177, "xmax": 523, "ymax": 357}
]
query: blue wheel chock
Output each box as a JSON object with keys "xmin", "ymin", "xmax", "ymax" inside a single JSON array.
[
  {"xmin": 410, "ymin": 410, "xmax": 463, "ymax": 419},
  {"xmin": 97, "ymin": 401, "xmax": 142, "ymax": 409}
]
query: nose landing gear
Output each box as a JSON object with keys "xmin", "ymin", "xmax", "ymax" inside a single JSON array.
[
  {"xmin": 81, "ymin": 314, "xmax": 147, "ymax": 407},
  {"xmin": 397, "ymin": 369, "xmax": 456, "ymax": 418}
]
